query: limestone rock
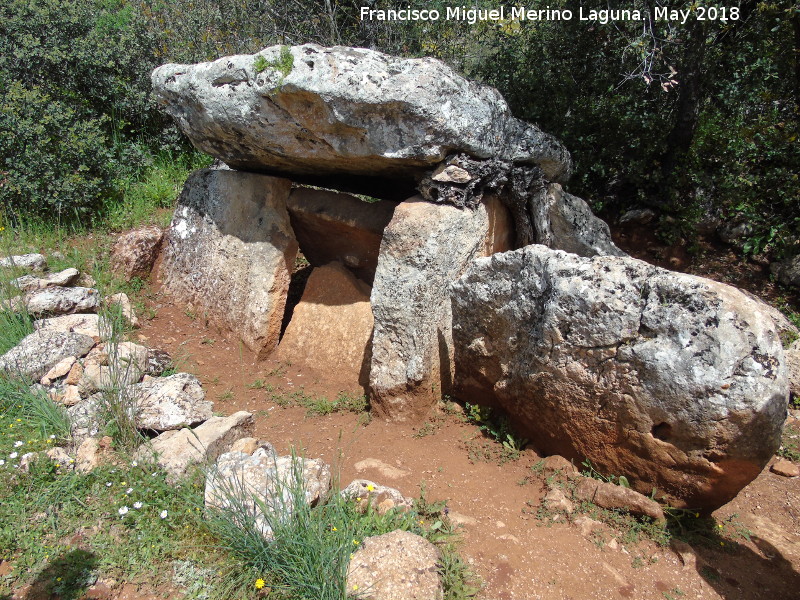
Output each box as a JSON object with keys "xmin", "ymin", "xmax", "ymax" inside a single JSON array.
[
  {"xmin": 46, "ymin": 447, "xmax": 73, "ymax": 469},
  {"xmin": 369, "ymin": 196, "xmax": 511, "ymax": 421},
  {"xmin": 229, "ymin": 437, "xmax": 261, "ymax": 455},
  {"xmin": 78, "ymin": 342, "xmax": 149, "ymax": 394},
  {"xmin": 205, "ymin": 448, "xmax": 331, "ymax": 538},
  {"xmin": 111, "ymin": 226, "xmax": 163, "ymax": 281},
  {"xmin": 771, "ymin": 255, "xmax": 800, "ymax": 289},
  {"xmin": 541, "ymin": 455, "xmax": 579, "ymax": 479},
  {"xmin": 786, "ymin": 340, "xmax": 800, "ymax": 401},
  {"xmin": 12, "ymin": 268, "xmax": 80, "ymax": 293},
  {"xmin": 573, "ymin": 477, "xmax": 665, "ymax": 523},
  {"xmin": 22, "ymin": 286, "xmax": 100, "ymax": 317},
  {"xmin": 353, "ymin": 458, "xmax": 411, "ymax": 480},
  {"xmin": 41, "ymin": 356, "xmax": 76, "ymax": 386},
  {"xmin": 146, "ymin": 349, "xmax": 173, "ymax": 377},
  {"xmin": 452, "ymin": 245, "xmax": 789, "ymax": 510},
  {"xmin": 128, "ymin": 373, "xmax": 212, "ymax": 431},
  {"xmin": 618, "ymin": 208, "xmax": 657, "ymax": 226},
  {"xmin": 341, "ymin": 479, "xmax": 413, "ymax": 515},
  {"xmin": 0, "ymin": 330, "xmax": 95, "ymax": 381},
  {"xmin": 68, "ymin": 393, "xmax": 105, "ymax": 442},
  {"xmin": 0, "ymin": 253, "xmax": 47, "ymax": 272},
  {"xmin": 105, "ymin": 293, "xmax": 139, "ymax": 328},
  {"xmin": 33, "ymin": 314, "xmax": 106, "ymax": 339},
  {"xmin": 771, "ymin": 458, "xmax": 799, "ymax": 478},
  {"xmin": 76, "ymin": 437, "xmax": 107, "ymax": 473},
  {"xmin": 534, "ymin": 184, "xmax": 626, "ymax": 257},
  {"xmin": 287, "ymin": 187, "xmax": 396, "ymax": 283},
  {"xmin": 152, "ymin": 44, "xmax": 572, "ymax": 194},
  {"xmin": 161, "ymin": 168, "xmax": 297, "ymax": 357},
  {"xmin": 543, "ymin": 487, "xmax": 574, "ymax": 514},
  {"xmin": 274, "ymin": 262, "xmax": 373, "ymax": 394},
  {"xmin": 347, "ymin": 530, "xmax": 442, "ymax": 600},
  {"xmin": 136, "ymin": 411, "xmax": 254, "ymax": 479}
]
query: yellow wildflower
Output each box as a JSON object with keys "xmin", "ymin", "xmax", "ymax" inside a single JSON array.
[{"xmin": 255, "ymin": 578, "xmax": 266, "ymax": 589}]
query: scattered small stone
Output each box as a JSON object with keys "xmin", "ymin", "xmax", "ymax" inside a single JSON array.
[
  {"xmin": 541, "ymin": 455, "xmax": 579, "ymax": 479},
  {"xmin": 574, "ymin": 515, "xmax": 607, "ymax": 538},
  {"xmin": 76, "ymin": 438, "xmax": 104, "ymax": 473},
  {"xmin": 46, "ymin": 447, "xmax": 73, "ymax": 469},
  {"xmin": 771, "ymin": 459, "xmax": 800, "ymax": 478},
  {"xmin": 341, "ymin": 479, "xmax": 413, "ymax": 515},
  {"xmin": 670, "ymin": 539, "xmax": 699, "ymax": 571},
  {"xmin": 574, "ymin": 477, "xmax": 666, "ymax": 524},
  {"xmin": 229, "ymin": 437, "xmax": 261, "ymax": 455},
  {"xmin": 20, "ymin": 452, "xmax": 38, "ymax": 473},
  {"xmin": 354, "ymin": 458, "xmax": 411, "ymax": 480},
  {"xmin": 543, "ymin": 487, "xmax": 575, "ymax": 514},
  {"xmin": 447, "ymin": 512, "xmax": 477, "ymax": 528},
  {"xmin": 65, "ymin": 362, "xmax": 84, "ymax": 386},
  {"xmin": 40, "ymin": 356, "xmax": 77, "ymax": 386}
]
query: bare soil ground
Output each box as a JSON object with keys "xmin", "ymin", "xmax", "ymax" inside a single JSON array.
[{"xmin": 106, "ymin": 225, "xmax": 800, "ymax": 600}]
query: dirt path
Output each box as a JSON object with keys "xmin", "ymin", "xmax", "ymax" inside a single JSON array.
[{"xmin": 131, "ymin": 281, "xmax": 800, "ymax": 600}]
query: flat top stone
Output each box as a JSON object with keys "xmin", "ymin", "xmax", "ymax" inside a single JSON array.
[{"xmin": 152, "ymin": 44, "xmax": 571, "ymax": 189}]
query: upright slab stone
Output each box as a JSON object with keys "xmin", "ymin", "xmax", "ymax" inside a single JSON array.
[
  {"xmin": 287, "ymin": 188, "xmax": 396, "ymax": 283},
  {"xmin": 161, "ymin": 168, "xmax": 297, "ymax": 357},
  {"xmin": 451, "ymin": 245, "xmax": 789, "ymax": 510},
  {"xmin": 274, "ymin": 262, "xmax": 373, "ymax": 394},
  {"xmin": 369, "ymin": 195, "xmax": 512, "ymax": 420}
]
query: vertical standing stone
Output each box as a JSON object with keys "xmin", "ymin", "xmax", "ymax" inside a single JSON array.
[
  {"xmin": 161, "ymin": 168, "xmax": 297, "ymax": 357},
  {"xmin": 368, "ymin": 195, "xmax": 512, "ymax": 420}
]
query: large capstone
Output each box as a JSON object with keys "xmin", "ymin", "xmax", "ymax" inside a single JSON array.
[
  {"xmin": 451, "ymin": 245, "xmax": 789, "ymax": 510},
  {"xmin": 161, "ymin": 168, "xmax": 298, "ymax": 357},
  {"xmin": 151, "ymin": 44, "xmax": 572, "ymax": 196}
]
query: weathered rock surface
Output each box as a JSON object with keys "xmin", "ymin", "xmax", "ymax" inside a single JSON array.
[
  {"xmin": 287, "ymin": 187, "xmax": 396, "ymax": 283},
  {"xmin": 22, "ymin": 286, "xmax": 100, "ymax": 317},
  {"xmin": 136, "ymin": 411, "xmax": 254, "ymax": 479},
  {"xmin": 347, "ymin": 530, "xmax": 442, "ymax": 600},
  {"xmin": 128, "ymin": 373, "xmax": 212, "ymax": 431},
  {"xmin": 78, "ymin": 341, "xmax": 149, "ymax": 394},
  {"xmin": 41, "ymin": 356, "xmax": 76, "ymax": 386},
  {"xmin": 534, "ymin": 184, "xmax": 626, "ymax": 257},
  {"xmin": 573, "ymin": 477, "xmax": 665, "ymax": 522},
  {"xmin": 33, "ymin": 314, "xmax": 106, "ymax": 339},
  {"xmin": 771, "ymin": 458, "xmax": 799, "ymax": 478},
  {"xmin": 205, "ymin": 448, "xmax": 331, "ymax": 538},
  {"xmin": 771, "ymin": 255, "xmax": 800, "ymax": 289},
  {"xmin": 111, "ymin": 226, "xmax": 163, "ymax": 281},
  {"xmin": 146, "ymin": 349, "xmax": 173, "ymax": 377},
  {"xmin": 341, "ymin": 479, "xmax": 413, "ymax": 515},
  {"xmin": 12, "ymin": 268, "xmax": 80, "ymax": 293},
  {"xmin": 0, "ymin": 253, "xmax": 47, "ymax": 272},
  {"xmin": 787, "ymin": 340, "xmax": 800, "ymax": 401},
  {"xmin": 452, "ymin": 245, "xmax": 789, "ymax": 509},
  {"xmin": 369, "ymin": 196, "xmax": 512, "ymax": 421},
  {"xmin": 274, "ymin": 262, "xmax": 373, "ymax": 393},
  {"xmin": 161, "ymin": 168, "xmax": 297, "ymax": 357},
  {"xmin": 0, "ymin": 331, "xmax": 95, "ymax": 381},
  {"xmin": 152, "ymin": 44, "xmax": 571, "ymax": 189}
]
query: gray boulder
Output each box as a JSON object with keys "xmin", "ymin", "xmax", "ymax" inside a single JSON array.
[
  {"xmin": 136, "ymin": 411, "xmax": 254, "ymax": 480},
  {"xmin": 152, "ymin": 44, "xmax": 571, "ymax": 189},
  {"xmin": 369, "ymin": 195, "xmax": 512, "ymax": 420},
  {"xmin": 161, "ymin": 168, "xmax": 298, "ymax": 358},
  {"xmin": 787, "ymin": 340, "xmax": 800, "ymax": 401},
  {"xmin": 12, "ymin": 268, "xmax": 80, "ymax": 293},
  {"xmin": 128, "ymin": 373, "xmax": 213, "ymax": 431},
  {"xmin": 22, "ymin": 287, "xmax": 100, "ymax": 317},
  {"xmin": 205, "ymin": 448, "xmax": 331, "ymax": 539},
  {"xmin": 451, "ymin": 245, "xmax": 788, "ymax": 510},
  {"xmin": 0, "ymin": 253, "xmax": 47, "ymax": 272},
  {"xmin": 534, "ymin": 184, "xmax": 626, "ymax": 258},
  {"xmin": 0, "ymin": 330, "xmax": 95, "ymax": 381},
  {"xmin": 771, "ymin": 255, "xmax": 800, "ymax": 290}
]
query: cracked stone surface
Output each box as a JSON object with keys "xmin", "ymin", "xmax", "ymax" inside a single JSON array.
[{"xmin": 451, "ymin": 244, "xmax": 789, "ymax": 510}]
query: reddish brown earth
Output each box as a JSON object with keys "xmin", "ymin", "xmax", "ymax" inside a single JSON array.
[{"xmin": 120, "ymin": 231, "xmax": 800, "ymax": 600}]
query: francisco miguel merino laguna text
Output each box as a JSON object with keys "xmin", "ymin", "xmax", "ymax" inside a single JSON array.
[{"xmin": 360, "ymin": 5, "xmax": 742, "ymax": 25}]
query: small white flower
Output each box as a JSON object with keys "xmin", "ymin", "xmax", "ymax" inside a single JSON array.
[
  {"xmin": 13, "ymin": 441, "xmax": 23, "ymax": 447},
  {"xmin": 133, "ymin": 502, "xmax": 143, "ymax": 509},
  {"xmin": 125, "ymin": 487, "xmax": 133, "ymax": 495},
  {"xmin": 9, "ymin": 452, "xmax": 18, "ymax": 459},
  {"xmin": 0, "ymin": 460, "xmax": 4, "ymax": 466},
  {"xmin": 160, "ymin": 510, "xmax": 168, "ymax": 519},
  {"xmin": 90, "ymin": 428, "xmax": 98, "ymax": 436},
  {"xmin": 105, "ymin": 482, "xmax": 112, "ymax": 487},
  {"xmin": 118, "ymin": 506, "xmax": 129, "ymax": 516},
  {"xmin": 131, "ymin": 461, "xmax": 138, "ymax": 467},
  {"xmin": 12, "ymin": 464, "xmax": 19, "ymax": 469},
  {"xmin": 49, "ymin": 434, "xmax": 56, "ymax": 440}
]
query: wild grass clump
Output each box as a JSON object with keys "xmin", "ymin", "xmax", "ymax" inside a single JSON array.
[{"xmin": 206, "ymin": 465, "xmax": 478, "ymax": 600}]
